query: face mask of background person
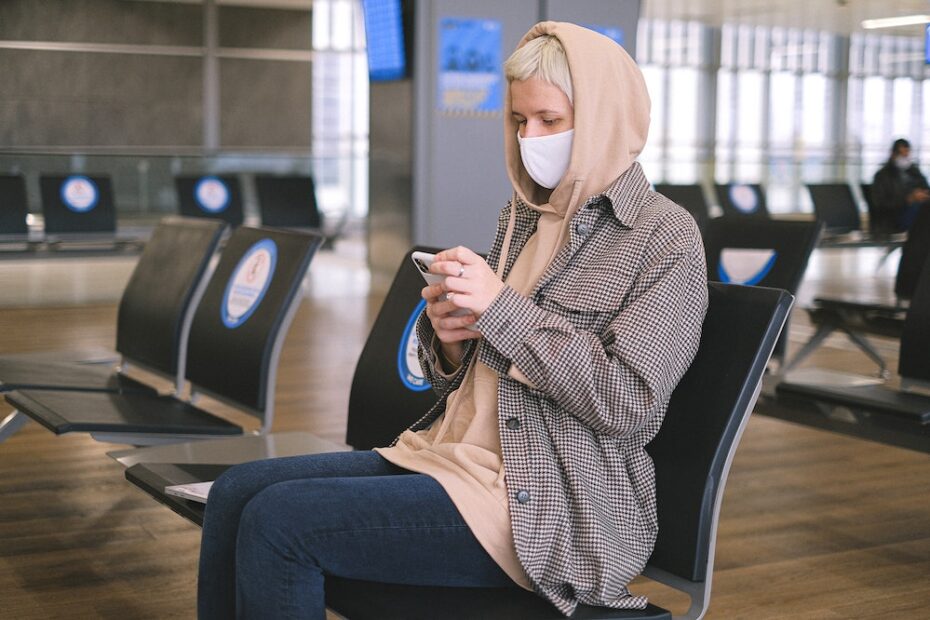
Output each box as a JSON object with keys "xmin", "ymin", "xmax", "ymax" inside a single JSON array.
[
  {"xmin": 511, "ymin": 77, "xmax": 575, "ymax": 190},
  {"xmin": 894, "ymin": 155, "xmax": 912, "ymax": 170}
]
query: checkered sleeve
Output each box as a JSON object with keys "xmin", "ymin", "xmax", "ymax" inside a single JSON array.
[
  {"xmin": 415, "ymin": 310, "xmax": 475, "ymax": 394},
  {"xmin": 476, "ymin": 221, "xmax": 707, "ymax": 437}
]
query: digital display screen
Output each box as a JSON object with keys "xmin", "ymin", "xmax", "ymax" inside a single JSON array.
[{"xmin": 361, "ymin": 0, "xmax": 406, "ymax": 81}]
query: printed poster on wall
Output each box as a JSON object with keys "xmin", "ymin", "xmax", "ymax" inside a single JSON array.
[{"xmin": 437, "ymin": 17, "xmax": 502, "ymax": 114}]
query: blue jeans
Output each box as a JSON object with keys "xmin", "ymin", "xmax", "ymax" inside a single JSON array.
[{"xmin": 197, "ymin": 451, "xmax": 515, "ymax": 619}]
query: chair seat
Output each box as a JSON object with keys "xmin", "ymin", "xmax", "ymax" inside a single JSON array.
[
  {"xmin": 0, "ymin": 359, "xmax": 156, "ymax": 394},
  {"xmin": 5, "ymin": 389, "xmax": 243, "ymax": 436},
  {"xmin": 325, "ymin": 578, "xmax": 672, "ymax": 620},
  {"xmin": 812, "ymin": 296, "xmax": 904, "ymax": 315},
  {"xmin": 807, "ymin": 299, "xmax": 905, "ymax": 339},
  {"xmin": 777, "ymin": 380, "xmax": 930, "ymax": 423}
]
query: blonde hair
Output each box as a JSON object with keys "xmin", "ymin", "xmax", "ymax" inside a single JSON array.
[{"xmin": 503, "ymin": 35, "xmax": 573, "ymax": 105}]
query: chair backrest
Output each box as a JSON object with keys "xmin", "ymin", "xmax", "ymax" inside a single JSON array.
[
  {"xmin": 704, "ymin": 217, "xmax": 821, "ymax": 292},
  {"xmin": 807, "ymin": 183, "xmax": 861, "ymax": 234},
  {"xmin": 346, "ymin": 247, "xmax": 442, "ymax": 450},
  {"xmin": 899, "ymin": 251, "xmax": 930, "ymax": 384},
  {"xmin": 115, "ymin": 217, "xmax": 227, "ymax": 390},
  {"xmin": 654, "ymin": 183, "xmax": 710, "ymax": 229},
  {"xmin": 185, "ymin": 226, "xmax": 323, "ymax": 430},
  {"xmin": 714, "ymin": 183, "xmax": 769, "ymax": 218},
  {"xmin": 39, "ymin": 174, "xmax": 116, "ymax": 234},
  {"xmin": 645, "ymin": 283, "xmax": 793, "ymax": 614},
  {"xmin": 175, "ymin": 175, "xmax": 245, "ymax": 227},
  {"xmin": 0, "ymin": 174, "xmax": 29, "ymax": 237},
  {"xmin": 860, "ymin": 181, "xmax": 896, "ymax": 235},
  {"xmin": 894, "ymin": 204, "xmax": 930, "ymax": 300},
  {"xmin": 860, "ymin": 182, "xmax": 875, "ymax": 211},
  {"xmin": 255, "ymin": 175, "xmax": 322, "ymax": 229}
]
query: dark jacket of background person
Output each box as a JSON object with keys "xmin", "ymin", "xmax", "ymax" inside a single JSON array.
[{"xmin": 871, "ymin": 160, "xmax": 929, "ymax": 234}]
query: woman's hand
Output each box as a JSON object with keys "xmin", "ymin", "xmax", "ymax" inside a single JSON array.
[
  {"xmin": 431, "ymin": 246, "xmax": 505, "ymax": 317},
  {"xmin": 420, "ymin": 246, "xmax": 504, "ymax": 361}
]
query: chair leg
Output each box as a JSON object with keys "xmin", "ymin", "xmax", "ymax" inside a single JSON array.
[
  {"xmin": 840, "ymin": 327, "xmax": 889, "ymax": 378},
  {"xmin": 781, "ymin": 322, "xmax": 835, "ymax": 374},
  {"xmin": 0, "ymin": 411, "xmax": 29, "ymax": 444},
  {"xmin": 875, "ymin": 246, "xmax": 899, "ymax": 273}
]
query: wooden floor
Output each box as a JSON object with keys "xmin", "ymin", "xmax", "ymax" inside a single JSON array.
[{"xmin": 0, "ymin": 245, "xmax": 928, "ymax": 619}]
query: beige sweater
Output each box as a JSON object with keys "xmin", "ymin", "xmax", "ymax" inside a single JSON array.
[{"xmin": 376, "ymin": 352, "xmax": 532, "ymax": 590}]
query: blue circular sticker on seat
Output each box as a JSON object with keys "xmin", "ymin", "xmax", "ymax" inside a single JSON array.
[
  {"xmin": 397, "ymin": 299, "xmax": 431, "ymax": 392},
  {"xmin": 61, "ymin": 176, "xmax": 99, "ymax": 212},
  {"xmin": 718, "ymin": 248, "xmax": 778, "ymax": 285},
  {"xmin": 195, "ymin": 176, "xmax": 230, "ymax": 213},
  {"xmin": 221, "ymin": 239, "xmax": 278, "ymax": 329},
  {"xmin": 728, "ymin": 184, "xmax": 759, "ymax": 214}
]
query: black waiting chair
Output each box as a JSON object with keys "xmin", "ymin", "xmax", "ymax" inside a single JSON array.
[
  {"xmin": 255, "ymin": 175, "xmax": 323, "ymax": 230},
  {"xmin": 0, "ymin": 217, "xmax": 226, "ymax": 444},
  {"xmin": 345, "ymin": 246, "xmax": 443, "ymax": 449},
  {"xmin": 121, "ymin": 246, "xmax": 445, "ymax": 519},
  {"xmin": 777, "ymin": 250, "xmax": 930, "ymax": 426},
  {"xmin": 714, "ymin": 183, "xmax": 769, "ymax": 218},
  {"xmin": 806, "ymin": 183, "xmax": 861, "ymax": 235},
  {"xmin": 0, "ymin": 174, "xmax": 29, "ymax": 240},
  {"xmin": 0, "ymin": 217, "xmax": 226, "ymax": 395},
  {"xmin": 654, "ymin": 184, "xmax": 710, "ymax": 230},
  {"xmin": 176, "ymin": 175, "xmax": 245, "ymax": 227},
  {"xmin": 324, "ymin": 283, "xmax": 794, "ymax": 619},
  {"xmin": 860, "ymin": 181, "xmax": 898, "ymax": 236},
  {"xmin": 703, "ymin": 217, "xmax": 821, "ymax": 366},
  {"xmin": 117, "ymin": 245, "xmax": 440, "ymax": 468},
  {"xmin": 39, "ymin": 174, "xmax": 117, "ymax": 237},
  {"xmin": 784, "ymin": 206, "xmax": 930, "ymax": 376},
  {"xmin": 4, "ymin": 226, "xmax": 322, "ymax": 445}
]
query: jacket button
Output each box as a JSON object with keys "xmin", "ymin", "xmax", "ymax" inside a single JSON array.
[
  {"xmin": 506, "ymin": 417, "xmax": 521, "ymax": 430},
  {"xmin": 576, "ymin": 222, "xmax": 591, "ymax": 236},
  {"xmin": 516, "ymin": 490, "xmax": 530, "ymax": 504}
]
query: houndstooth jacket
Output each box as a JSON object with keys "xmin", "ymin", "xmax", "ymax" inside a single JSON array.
[{"xmin": 411, "ymin": 162, "xmax": 708, "ymax": 616}]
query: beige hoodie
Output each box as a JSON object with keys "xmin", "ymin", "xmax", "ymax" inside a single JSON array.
[
  {"xmin": 500, "ymin": 21, "xmax": 651, "ymax": 295},
  {"xmin": 376, "ymin": 22, "xmax": 651, "ymax": 591}
]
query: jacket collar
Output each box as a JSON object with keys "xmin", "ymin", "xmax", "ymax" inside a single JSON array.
[{"xmin": 599, "ymin": 162, "xmax": 651, "ymax": 228}]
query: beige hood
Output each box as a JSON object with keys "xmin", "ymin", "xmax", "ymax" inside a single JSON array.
[{"xmin": 499, "ymin": 21, "xmax": 651, "ymax": 294}]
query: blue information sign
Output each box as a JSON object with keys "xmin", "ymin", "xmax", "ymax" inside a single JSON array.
[{"xmin": 437, "ymin": 18, "xmax": 503, "ymax": 114}]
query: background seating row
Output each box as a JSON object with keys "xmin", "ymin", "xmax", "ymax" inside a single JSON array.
[
  {"xmin": 655, "ymin": 181, "xmax": 892, "ymax": 239},
  {"xmin": 0, "ymin": 219, "xmax": 323, "ymax": 446},
  {"xmin": 0, "ymin": 173, "xmax": 323, "ymax": 243}
]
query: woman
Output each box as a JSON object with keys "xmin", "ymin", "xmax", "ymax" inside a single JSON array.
[{"xmin": 198, "ymin": 22, "xmax": 707, "ymax": 619}]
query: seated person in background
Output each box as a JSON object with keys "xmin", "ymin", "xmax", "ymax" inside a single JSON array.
[
  {"xmin": 197, "ymin": 22, "xmax": 707, "ymax": 619},
  {"xmin": 871, "ymin": 138, "xmax": 930, "ymax": 233}
]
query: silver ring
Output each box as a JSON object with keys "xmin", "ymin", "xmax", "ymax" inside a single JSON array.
[
  {"xmin": 446, "ymin": 292, "xmax": 455, "ymax": 301},
  {"xmin": 458, "ymin": 265, "xmax": 465, "ymax": 278}
]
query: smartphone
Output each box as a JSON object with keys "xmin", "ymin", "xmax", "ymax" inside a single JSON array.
[{"xmin": 411, "ymin": 251, "xmax": 477, "ymax": 329}]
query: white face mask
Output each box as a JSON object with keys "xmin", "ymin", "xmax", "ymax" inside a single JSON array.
[
  {"xmin": 517, "ymin": 128, "xmax": 574, "ymax": 189},
  {"xmin": 894, "ymin": 156, "xmax": 912, "ymax": 170}
]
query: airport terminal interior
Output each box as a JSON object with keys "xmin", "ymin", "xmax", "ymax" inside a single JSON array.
[{"xmin": 1, "ymin": 0, "xmax": 929, "ymax": 618}]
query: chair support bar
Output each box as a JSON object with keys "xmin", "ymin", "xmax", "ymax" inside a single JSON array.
[{"xmin": 0, "ymin": 410, "xmax": 28, "ymax": 444}]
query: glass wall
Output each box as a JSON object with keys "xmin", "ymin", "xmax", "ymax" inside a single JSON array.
[
  {"xmin": 848, "ymin": 33, "xmax": 929, "ymax": 185},
  {"xmin": 312, "ymin": 0, "xmax": 370, "ymax": 220},
  {"xmin": 637, "ymin": 18, "xmax": 930, "ymax": 215}
]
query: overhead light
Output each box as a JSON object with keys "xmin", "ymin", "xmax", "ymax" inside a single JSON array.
[{"xmin": 861, "ymin": 15, "xmax": 930, "ymax": 29}]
